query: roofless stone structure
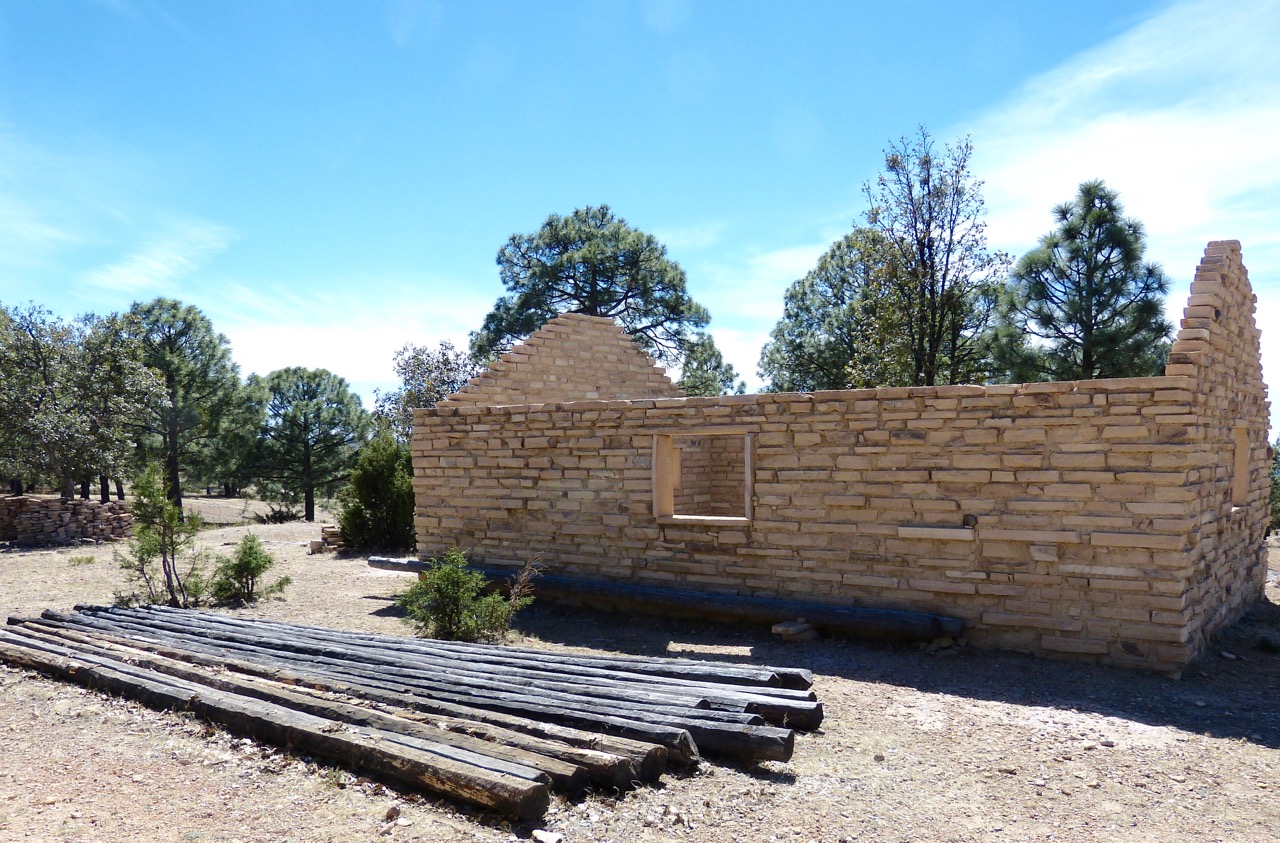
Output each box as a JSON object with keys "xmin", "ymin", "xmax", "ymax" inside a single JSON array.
[{"xmin": 412, "ymin": 241, "xmax": 1269, "ymax": 672}]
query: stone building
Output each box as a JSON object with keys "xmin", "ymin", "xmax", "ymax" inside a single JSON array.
[{"xmin": 412, "ymin": 241, "xmax": 1269, "ymax": 672}]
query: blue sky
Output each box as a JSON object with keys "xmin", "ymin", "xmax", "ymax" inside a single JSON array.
[{"xmin": 3, "ymin": 0, "xmax": 1279, "ymax": 428}]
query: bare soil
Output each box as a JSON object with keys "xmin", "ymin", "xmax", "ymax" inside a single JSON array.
[{"xmin": 1, "ymin": 509, "xmax": 1278, "ymax": 842}]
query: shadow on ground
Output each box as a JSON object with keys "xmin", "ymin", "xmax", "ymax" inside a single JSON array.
[{"xmin": 512, "ymin": 597, "xmax": 1280, "ymax": 750}]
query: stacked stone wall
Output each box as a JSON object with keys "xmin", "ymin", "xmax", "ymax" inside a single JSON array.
[
  {"xmin": 0, "ymin": 496, "xmax": 133, "ymax": 546},
  {"xmin": 1164, "ymin": 241, "xmax": 1270, "ymax": 653},
  {"xmin": 412, "ymin": 241, "xmax": 1269, "ymax": 672},
  {"xmin": 671, "ymin": 436, "xmax": 746, "ymax": 517},
  {"xmin": 444, "ymin": 312, "xmax": 683, "ymax": 407}
]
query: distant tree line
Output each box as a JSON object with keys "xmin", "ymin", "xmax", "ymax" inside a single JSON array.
[{"xmin": 0, "ymin": 297, "xmax": 368, "ymax": 522}]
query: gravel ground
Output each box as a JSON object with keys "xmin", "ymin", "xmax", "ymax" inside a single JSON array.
[{"xmin": 1, "ymin": 506, "xmax": 1278, "ymax": 842}]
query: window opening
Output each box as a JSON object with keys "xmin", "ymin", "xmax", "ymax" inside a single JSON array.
[
  {"xmin": 1231, "ymin": 425, "xmax": 1250, "ymax": 508},
  {"xmin": 653, "ymin": 432, "xmax": 752, "ymax": 524}
]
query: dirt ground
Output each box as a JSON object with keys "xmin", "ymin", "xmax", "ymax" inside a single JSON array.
[{"xmin": 1, "ymin": 502, "xmax": 1278, "ymax": 843}]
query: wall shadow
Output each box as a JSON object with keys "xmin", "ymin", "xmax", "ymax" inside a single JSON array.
[{"xmin": 512, "ymin": 598, "xmax": 1280, "ymax": 750}]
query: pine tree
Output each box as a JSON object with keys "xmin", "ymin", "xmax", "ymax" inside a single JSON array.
[{"xmin": 992, "ymin": 180, "xmax": 1173, "ymax": 381}]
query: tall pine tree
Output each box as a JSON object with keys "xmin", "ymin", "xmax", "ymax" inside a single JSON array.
[{"xmin": 992, "ymin": 180, "xmax": 1173, "ymax": 381}]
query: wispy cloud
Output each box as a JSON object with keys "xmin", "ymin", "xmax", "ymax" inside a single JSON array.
[
  {"xmin": 654, "ymin": 221, "xmax": 726, "ymax": 252},
  {"xmin": 692, "ymin": 239, "xmax": 832, "ymax": 390},
  {"xmin": 386, "ymin": 0, "xmax": 443, "ymax": 48},
  {"xmin": 969, "ymin": 0, "xmax": 1280, "ymax": 275},
  {"xmin": 207, "ymin": 275, "xmax": 494, "ymax": 406},
  {"xmin": 701, "ymin": 242, "xmax": 830, "ymax": 322},
  {"xmin": 82, "ymin": 218, "xmax": 234, "ymax": 294},
  {"xmin": 965, "ymin": 0, "xmax": 1280, "ymax": 428}
]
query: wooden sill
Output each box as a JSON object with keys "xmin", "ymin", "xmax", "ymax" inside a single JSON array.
[
  {"xmin": 657, "ymin": 515, "xmax": 752, "ymax": 528},
  {"xmin": 896, "ymin": 525, "xmax": 976, "ymax": 541}
]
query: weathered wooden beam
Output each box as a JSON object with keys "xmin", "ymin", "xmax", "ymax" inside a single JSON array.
[
  {"xmin": 0, "ymin": 628, "xmax": 551, "ymax": 820},
  {"xmin": 42, "ymin": 608, "xmax": 802, "ymax": 764},
  {"xmin": 133, "ymin": 606, "xmax": 823, "ymax": 726},
  {"xmin": 11, "ymin": 621, "xmax": 593, "ymax": 794},
  {"xmin": 22, "ymin": 608, "xmax": 670, "ymax": 782},
  {"xmin": 365, "ymin": 558, "xmax": 963, "ymax": 646},
  {"xmin": 24, "ymin": 613, "xmax": 666, "ymax": 783},
  {"xmin": 38, "ymin": 609, "xmax": 704, "ymax": 767},
  {"xmin": 127, "ymin": 603, "xmax": 811, "ymax": 690}
]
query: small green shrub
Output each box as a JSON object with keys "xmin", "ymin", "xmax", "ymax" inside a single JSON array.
[
  {"xmin": 116, "ymin": 464, "xmax": 206, "ymax": 607},
  {"xmin": 395, "ymin": 548, "xmax": 536, "ymax": 642},
  {"xmin": 210, "ymin": 533, "xmax": 292, "ymax": 603},
  {"xmin": 67, "ymin": 555, "xmax": 96, "ymax": 566},
  {"xmin": 337, "ymin": 429, "xmax": 415, "ymax": 551}
]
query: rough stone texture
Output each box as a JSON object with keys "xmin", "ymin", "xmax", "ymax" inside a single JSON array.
[
  {"xmin": 0, "ymin": 496, "xmax": 133, "ymax": 546},
  {"xmin": 442, "ymin": 312, "xmax": 684, "ymax": 407},
  {"xmin": 412, "ymin": 242, "xmax": 1269, "ymax": 672}
]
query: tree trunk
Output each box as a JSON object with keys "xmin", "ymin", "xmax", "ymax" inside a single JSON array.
[
  {"xmin": 99, "ymin": 476, "xmax": 110, "ymax": 503},
  {"xmin": 303, "ymin": 441, "xmax": 315, "ymax": 521},
  {"xmin": 166, "ymin": 443, "xmax": 183, "ymax": 511},
  {"xmin": 80, "ymin": 479, "xmax": 90, "ymax": 500},
  {"xmin": 115, "ymin": 479, "xmax": 125, "ymax": 501}
]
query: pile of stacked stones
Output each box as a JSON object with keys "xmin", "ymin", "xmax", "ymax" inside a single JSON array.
[{"xmin": 0, "ymin": 496, "xmax": 132, "ymax": 546}]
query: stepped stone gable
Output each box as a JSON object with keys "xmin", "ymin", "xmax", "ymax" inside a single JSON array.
[
  {"xmin": 412, "ymin": 241, "xmax": 1269, "ymax": 673},
  {"xmin": 441, "ymin": 312, "xmax": 684, "ymax": 407}
]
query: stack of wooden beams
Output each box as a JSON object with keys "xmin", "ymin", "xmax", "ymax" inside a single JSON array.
[
  {"xmin": 0, "ymin": 607, "xmax": 822, "ymax": 821},
  {"xmin": 318, "ymin": 525, "xmax": 344, "ymax": 551}
]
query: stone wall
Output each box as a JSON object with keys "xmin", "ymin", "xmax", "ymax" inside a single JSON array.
[
  {"xmin": 443, "ymin": 312, "xmax": 683, "ymax": 407},
  {"xmin": 411, "ymin": 241, "xmax": 1269, "ymax": 672},
  {"xmin": 0, "ymin": 496, "xmax": 133, "ymax": 546}
]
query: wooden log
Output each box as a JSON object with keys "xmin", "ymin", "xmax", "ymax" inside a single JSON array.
[
  {"xmin": 24, "ymin": 614, "xmax": 662, "ymax": 784},
  {"xmin": 66, "ymin": 610, "xmax": 777, "ymax": 736},
  {"xmin": 51, "ymin": 610, "xmax": 797, "ymax": 763},
  {"xmin": 472, "ymin": 566, "xmax": 966, "ymax": 643},
  {"xmin": 70, "ymin": 611, "xmax": 787, "ymax": 760},
  {"xmin": 130, "ymin": 607, "xmax": 823, "ymax": 726},
  {"xmin": 365, "ymin": 560, "xmax": 964, "ymax": 645},
  {"xmin": 0, "ymin": 629, "xmax": 550, "ymax": 820},
  {"xmin": 10, "ymin": 621, "xmax": 591, "ymax": 794},
  {"xmin": 74, "ymin": 609, "xmax": 735, "ymax": 721},
  {"xmin": 130, "ymin": 603, "xmax": 808, "ymax": 689},
  {"xmin": 64, "ymin": 608, "xmax": 757, "ymax": 736},
  {"xmin": 5, "ymin": 625, "xmax": 554, "ymax": 787},
  {"xmin": 39, "ymin": 610, "xmax": 703, "ymax": 767}
]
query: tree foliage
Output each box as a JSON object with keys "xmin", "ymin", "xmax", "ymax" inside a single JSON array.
[
  {"xmin": 189, "ymin": 380, "xmax": 265, "ymax": 497},
  {"xmin": 1270, "ymin": 437, "xmax": 1280, "ymax": 532},
  {"xmin": 337, "ymin": 428, "xmax": 416, "ymax": 551},
  {"xmin": 373, "ymin": 341, "xmax": 479, "ymax": 442},
  {"xmin": 677, "ymin": 333, "xmax": 745, "ymax": 397},
  {"xmin": 116, "ymin": 463, "xmax": 206, "ymax": 607},
  {"xmin": 863, "ymin": 128, "xmax": 1008, "ymax": 386},
  {"xmin": 209, "ymin": 533, "xmax": 291, "ymax": 603},
  {"xmin": 252, "ymin": 367, "xmax": 370, "ymax": 522},
  {"xmin": 0, "ymin": 305, "xmax": 162, "ymax": 496},
  {"xmin": 470, "ymin": 205, "xmax": 710, "ymax": 366},
  {"xmin": 758, "ymin": 229, "xmax": 911, "ymax": 392},
  {"xmin": 395, "ymin": 548, "xmax": 536, "ymax": 642},
  {"xmin": 990, "ymin": 180, "xmax": 1173, "ymax": 381},
  {"xmin": 129, "ymin": 298, "xmax": 243, "ymax": 510}
]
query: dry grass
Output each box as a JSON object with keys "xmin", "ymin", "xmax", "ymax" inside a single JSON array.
[{"xmin": 1, "ymin": 522, "xmax": 1278, "ymax": 842}]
